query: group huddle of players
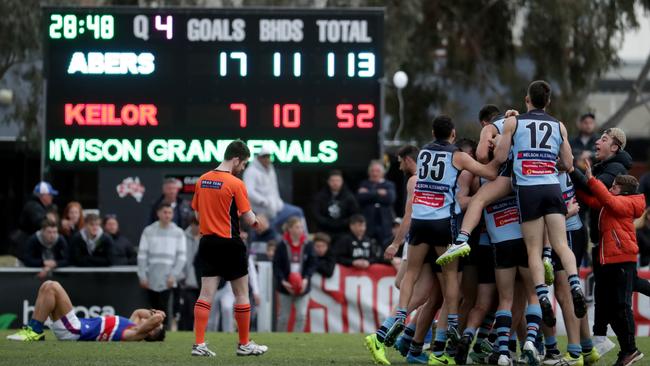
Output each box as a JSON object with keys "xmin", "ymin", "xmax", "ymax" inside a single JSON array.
[{"xmin": 365, "ymin": 80, "xmax": 598, "ymax": 366}]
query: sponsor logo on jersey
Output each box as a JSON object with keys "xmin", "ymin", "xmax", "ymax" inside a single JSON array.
[
  {"xmin": 201, "ymin": 180, "xmax": 223, "ymax": 189},
  {"xmin": 413, "ymin": 191, "xmax": 445, "ymax": 208},
  {"xmin": 521, "ymin": 160, "xmax": 555, "ymax": 175}
]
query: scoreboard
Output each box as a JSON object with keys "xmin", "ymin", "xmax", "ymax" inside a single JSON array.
[{"xmin": 43, "ymin": 7, "xmax": 384, "ymax": 168}]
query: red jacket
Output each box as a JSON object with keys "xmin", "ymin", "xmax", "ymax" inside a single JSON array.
[{"xmin": 576, "ymin": 177, "xmax": 645, "ymax": 265}]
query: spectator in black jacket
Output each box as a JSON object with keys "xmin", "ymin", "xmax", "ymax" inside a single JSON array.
[
  {"xmin": 19, "ymin": 182, "xmax": 58, "ymax": 235},
  {"xmin": 333, "ymin": 214, "xmax": 384, "ymax": 269},
  {"xmin": 103, "ymin": 215, "xmax": 137, "ymax": 265},
  {"xmin": 69, "ymin": 213, "xmax": 114, "ymax": 267},
  {"xmin": 149, "ymin": 178, "xmax": 192, "ymax": 228},
  {"xmin": 273, "ymin": 217, "xmax": 317, "ymax": 332},
  {"xmin": 311, "ymin": 170, "xmax": 359, "ymax": 241},
  {"xmin": 22, "ymin": 219, "xmax": 69, "ymax": 279},
  {"xmin": 313, "ymin": 232, "xmax": 336, "ymax": 278},
  {"xmin": 571, "ymin": 128, "xmax": 633, "ymax": 245},
  {"xmin": 357, "ymin": 161, "xmax": 396, "ymax": 247}
]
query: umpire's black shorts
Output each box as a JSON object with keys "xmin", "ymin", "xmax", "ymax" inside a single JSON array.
[{"xmin": 195, "ymin": 235, "xmax": 248, "ymax": 281}]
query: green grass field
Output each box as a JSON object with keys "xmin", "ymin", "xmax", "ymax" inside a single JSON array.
[{"xmin": 0, "ymin": 331, "xmax": 644, "ymax": 365}]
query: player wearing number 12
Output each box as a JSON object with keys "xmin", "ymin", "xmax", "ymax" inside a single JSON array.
[
  {"xmin": 190, "ymin": 140, "xmax": 267, "ymax": 357},
  {"xmin": 492, "ymin": 81, "xmax": 587, "ymax": 335},
  {"xmin": 367, "ymin": 116, "xmax": 499, "ymax": 365}
]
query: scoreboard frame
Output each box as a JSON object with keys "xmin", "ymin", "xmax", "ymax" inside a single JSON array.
[{"xmin": 42, "ymin": 6, "xmax": 385, "ymax": 170}]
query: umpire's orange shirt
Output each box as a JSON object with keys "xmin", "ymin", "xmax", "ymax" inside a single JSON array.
[{"xmin": 192, "ymin": 170, "xmax": 251, "ymax": 238}]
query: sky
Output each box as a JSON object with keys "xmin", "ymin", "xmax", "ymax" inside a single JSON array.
[{"xmin": 618, "ymin": 6, "xmax": 650, "ymax": 61}]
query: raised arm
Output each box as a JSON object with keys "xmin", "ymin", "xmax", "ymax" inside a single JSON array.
[
  {"xmin": 476, "ymin": 124, "xmax": 497, "ymax": 164},
  {"xmin": 559, "ymin": 122, "xmax": 574, "ymax": 170},
  {"xmin": 493, "ymin": 116, "xmax": 515, "ymax": 164},
  {"xmin": 453, "ymin": 151, "xmax": 498, "ymax": 181}
]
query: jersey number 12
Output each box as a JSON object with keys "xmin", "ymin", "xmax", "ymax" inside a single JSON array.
[{"xmin": 525, "ymin": 121, "xmax": 552, "ymax": 149}]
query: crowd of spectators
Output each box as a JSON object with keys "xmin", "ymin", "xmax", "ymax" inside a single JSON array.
[{"xmin": 10, "ymin": 113, "xmax": 650, "ymax": 333}]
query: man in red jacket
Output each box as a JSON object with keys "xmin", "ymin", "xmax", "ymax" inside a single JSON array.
[{"xmin": 576, "ymin": 161, "xmax": 645, "ymax": 366}]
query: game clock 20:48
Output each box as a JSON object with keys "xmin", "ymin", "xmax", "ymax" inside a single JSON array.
[{"xmin": 49, "ymin": 14, "xmax": 114, "ymax": 40}]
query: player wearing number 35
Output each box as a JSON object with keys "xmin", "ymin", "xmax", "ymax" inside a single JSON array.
[{"xmin": 365, "ymin": 116, "xmax": 499, "ymax": 365}]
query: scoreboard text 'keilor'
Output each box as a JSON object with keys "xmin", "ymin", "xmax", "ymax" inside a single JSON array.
[{"xmin": 43, "ymin": 7, "xmax": 384, "ymax": 168}]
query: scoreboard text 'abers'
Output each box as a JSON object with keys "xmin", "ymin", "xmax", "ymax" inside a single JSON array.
[{"xmin": 44, "ymin": 7, "xmax": 384, "ymax": 168}]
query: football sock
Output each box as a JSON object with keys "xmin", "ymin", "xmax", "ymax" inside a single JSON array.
[
  {"xmin": 193, "ymin": 299, "xmax": 211, "ymax": 345},
  {"xmin": 409, "ymin": 341, "xmax": 424, "ymax": 357},
  {"xmin": 463, "ymin": 327, "xmax": 476, "ymax": 338},
  {"xmin": 376, "ymin": 316, "xmax": 396, "ymax": 343},
  {"xmin": 488, "ymin": 328, "xmax": 499, "ymax": 352},
  {"xmin": 508, "ymin": 333, "xmax": 517, "ymax": 353},
  {"xmin": 525, "ymin": 304, "xmax": 542, "ymax": 343},
  {"xmin": 433, "ymin": 328, "xmax": 447, "ymax": 357},
  {"xmin": 28, "ymin": 319, "xmax": 44, "ymax": 334},
  {"xmin": 403, "ymin": 323, "xmax": 416, "ymax": 341},
  {"xmin": 395, "ymin": 307, "xmax": 408, "ymax": 322},
  {"xmin": 455, "ymin": 231, "xmax": 470, "ymax": 245},
  {"xmin": 535, "ymin": 284, "xmax": 550, "ymax": 300},
  {"xmin": 567, "ymin": 343, "xmax": 582, "ymax": 358},
  {"xmin": 495, "ymin": 310, "xmax": 512, "ymax": 356},
  {"xmin": 545, "ymin": 335, "xmax": 560, "ymax": 355},
  {"xmin": 234, "ymin": 304, "xmax": 251, "ymax": 345},
  {"xmin": 448, "ymin": 314, "xmax": 459, "ymax": 329},
  {"xmin": 581, "ymin": 338, "xmax": 594, "ymax": 353},
  {"xmin": 568, "ymin": 274, "xmax": 582, "ymax": 292}
]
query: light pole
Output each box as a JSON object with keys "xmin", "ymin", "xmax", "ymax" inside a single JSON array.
[{"xmin": 392, "ymin": 71, "xmax": 408, "ymax": 141}]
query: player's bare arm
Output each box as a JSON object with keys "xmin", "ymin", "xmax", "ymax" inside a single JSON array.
[
  {"xmin": 385, "ymin": 175, "xmax": 416, "ymax": 260},
  {"xmin": 476, "ymin": 124, "xmax": 498, "ymax": 164},
  {"xmin": 493, "ymin": 116, "xmax": 516, "ymax": 164},
  {"xmin": 453, "ymin": 151, "xmax": 498, "ymax": 182},
  {"xmin": 456, "ymin": 170, "xmax": 474, "ymax": 212},
  {"xmin": 559, "ymin": 122, "xmax": 574, "ymax": 169},
  {"xmin": 124, "ymin": 312, "xmax": 165, "ymax": 341}
]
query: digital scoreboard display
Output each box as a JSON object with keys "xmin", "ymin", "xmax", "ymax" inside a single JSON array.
[{"xmin": 43, "ymin": 7, "xmax": 384, "ymax": 168}]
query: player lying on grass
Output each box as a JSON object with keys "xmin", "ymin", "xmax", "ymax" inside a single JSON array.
[{"xmin": 7, "ymin": 280, "xmax": 165, "ymax": 342}]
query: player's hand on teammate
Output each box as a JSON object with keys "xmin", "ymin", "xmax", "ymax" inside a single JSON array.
[
  {"xmin": 352, "ymin": 259, "xmax": 370, "ymax": 269},
  {"xmin": 567, "ymin": 198, "xmax": 580, "ymax": 217},
  {"xmin": 140, "ymin": 279, "xmax": 149, "ymax": 289},
  {"xmin": 505, "ymin": 109, "xmax": 519, "ymax": 117},
  {"xmin": 384, "ymin": 243, "xmax": 399, "ymax": 260}
]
